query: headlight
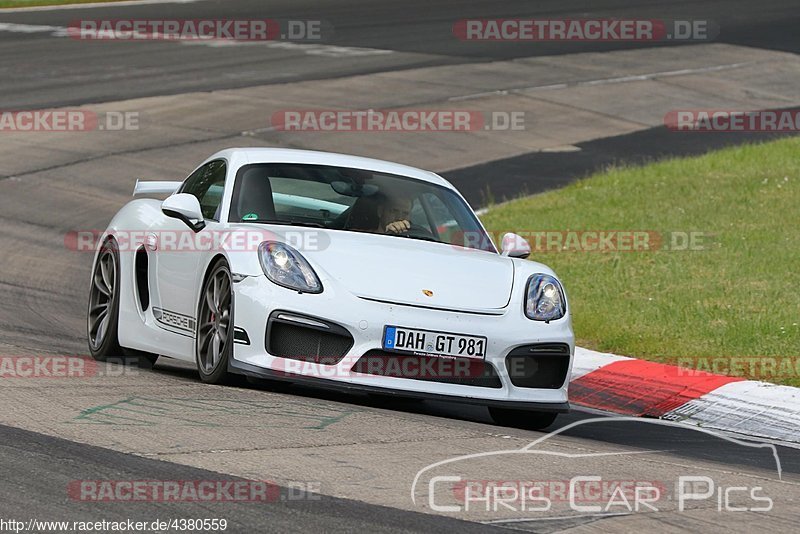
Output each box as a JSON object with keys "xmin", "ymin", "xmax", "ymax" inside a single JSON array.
[
  {"xmin": 525, "ymin": 274, "xmax": 566, "ymax": 322},
  {"xmin": 258, "ymin": 241, "xmax": 323, "ymax": 294}
]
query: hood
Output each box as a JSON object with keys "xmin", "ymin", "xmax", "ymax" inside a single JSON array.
[{"xmin": 294, "ymin": 229, "xmax": 513, "ymax": 313}]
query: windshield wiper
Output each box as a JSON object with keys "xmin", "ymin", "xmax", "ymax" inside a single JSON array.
[{"xmin": 245, "ymin": 219, "xmax": 327, "ymax": 228}]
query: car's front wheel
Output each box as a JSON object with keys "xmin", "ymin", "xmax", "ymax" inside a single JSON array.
[
  {"xmin": 488, "ymin": 407, "xmax": 558, "ymax": 430},
  {"xmin": 196, "ymin": 258, "xmax": 234, "ymax": 384}
]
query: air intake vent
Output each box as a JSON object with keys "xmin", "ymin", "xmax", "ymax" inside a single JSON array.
[
  {"xmin": 134, "ymin": 247, "xmax": 149, "ymax": 312},
  {"xmin": 505, "ymin": 343, "xmax": 570, "ymax": 389},
  {"xmin": 266, "ymin": 313, "xmax": 353, "ymax": 365}
]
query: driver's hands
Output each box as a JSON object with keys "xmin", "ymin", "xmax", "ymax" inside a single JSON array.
[{"xmin": 385, "ymin": 220, "xmax": 411, "ymax": 234}]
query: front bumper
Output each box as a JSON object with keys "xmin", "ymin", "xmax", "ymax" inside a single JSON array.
[{"xmin": 231, "ymin": 275, "xmax": 574, "ymax": 411}]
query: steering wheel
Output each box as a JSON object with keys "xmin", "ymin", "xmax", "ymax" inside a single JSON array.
[{"xmin": 404, "ymin": 223, "xmax": 437, "ymax": 240}]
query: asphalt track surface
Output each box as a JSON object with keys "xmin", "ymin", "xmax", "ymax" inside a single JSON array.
[
  {"xmin": 1, "ymin": 0, "xmax": 799, "ymax": 532},
  {"xmin": 0, "ymin": 0, "xmax": 798, "ymax": 109},
  {"xmin": 0, "ymin": 423, "xmax": 509, "ymax": 534}
]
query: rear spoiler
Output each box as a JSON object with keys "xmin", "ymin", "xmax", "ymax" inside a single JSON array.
[{"xmin": 133, "ymin": 180, "xmax": 182, "ymax": 196}]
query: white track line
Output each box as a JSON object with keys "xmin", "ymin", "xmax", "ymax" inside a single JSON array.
[
  {"xmin": 450, "ymin": 61, "xmax": 757, "ymax": 102},
  {"xmin": 0, "ymin": 0, "xmax": 205, "ymax": 13},
  {"xmin": 180, "ymin": 39, "xmax": 393, "ymax": 57},
  {"xmin": 0, "ymin": 22, "xmax": 68, "ymax": 35},
  {"xmin": 0, "ymin": 21, "xmax": 394, "ymax": 58}
]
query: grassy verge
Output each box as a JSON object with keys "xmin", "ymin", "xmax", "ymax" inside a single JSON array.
[
  {"xmin": 0, "ymin": 0, "xmax": 135, "ymax": 8},
  {"xmin": 481, "ymin": 137, "xmax": 800, "ymax": 386}
]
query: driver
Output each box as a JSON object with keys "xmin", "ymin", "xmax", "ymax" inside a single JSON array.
[
  {"xmin": 347, "ymin": 192, "xmax": 414, "ymax": 234},
  {"xmin": 380, "ymin": 194, "xmax": 414, "ymax": 234}
]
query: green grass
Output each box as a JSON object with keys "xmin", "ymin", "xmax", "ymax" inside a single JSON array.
[
  {"xmin": 481, "ymin": 138, "xmax": 800, "ymax": 386},
  {"xmin": 0, "ymin": 0, "xmax": 135, "ymax": 7}
]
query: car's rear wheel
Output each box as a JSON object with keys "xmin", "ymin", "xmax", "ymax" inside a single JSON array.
[
  {"xmin": 488, "ymin": 407, "xmax": 558, "ymax": 430},
  {"xmin": 88, "ymin": 239, "xmax": 159, "ymax": 367},
  {"xmin": 196, "ymin": 259, "xmax": 234, "ymax": 384}
]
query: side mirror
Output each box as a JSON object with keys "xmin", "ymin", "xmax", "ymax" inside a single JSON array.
[
  {"xmin": 500, "ymin": 232, "xmax": 531, "ymax": 259},
  {"xmin": 162, "ymin": 193, "xmax": 206, "ymax": 232}
]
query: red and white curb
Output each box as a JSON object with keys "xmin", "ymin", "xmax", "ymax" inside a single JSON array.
[{"xmin": 570, "ymin": 347, "xmax": 800, "ymax": 446}]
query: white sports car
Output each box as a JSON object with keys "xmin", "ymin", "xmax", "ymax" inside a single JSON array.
[{"xmin": 87, "ymin": 148, "xmax": 574, "ymax": 429}]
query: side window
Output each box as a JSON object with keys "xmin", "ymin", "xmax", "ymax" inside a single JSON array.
[{"xmin": 180, "ymin": 160, "xmax": 227, "ymax": 221}]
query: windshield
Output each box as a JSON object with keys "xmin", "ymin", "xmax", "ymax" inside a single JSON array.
[{"xmin": 228, "ymin": 163, "xmax": 496, "ymax": 252}]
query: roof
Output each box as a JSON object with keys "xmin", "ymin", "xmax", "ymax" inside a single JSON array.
[{"xmin": 203, "ymin": 147, "xmax": 452, "ymax": 188}]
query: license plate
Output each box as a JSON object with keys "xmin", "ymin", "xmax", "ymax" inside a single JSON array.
[{"xmin": 383, "ymin": 326, "xmax": 487, "ymax": 360}]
